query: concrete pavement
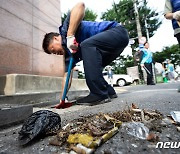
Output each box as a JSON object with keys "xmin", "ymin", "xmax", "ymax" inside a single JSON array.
[
  {"xmin": 0, "ymin": 81, "xmax": 180, "ymax": 154},
  {"xmin": 33, "ymin": 81, "xmax": 180, "ymax": 118}
]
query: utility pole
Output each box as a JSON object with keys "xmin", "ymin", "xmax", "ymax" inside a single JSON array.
[
  {"xmin": 145, "ymin": 18, "xmax": 150, "ymax": 41},
  {"xmin": 133, "ymin": 0, "xmax": 149, "ymax": 84},
  {"xmin": 133, "ymin": 0, "xmax": 142, "ymax": 38},
  {"xmin": 144, "ymin": 0, "xmax": 150, "ymax": 42}
]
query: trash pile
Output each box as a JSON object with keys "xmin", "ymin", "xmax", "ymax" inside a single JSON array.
[{"xmin": 49, "ymin": 104, "xmax": 167, "ymax": 153}]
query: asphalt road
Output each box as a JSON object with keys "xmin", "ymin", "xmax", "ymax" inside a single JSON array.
[{"xmin": 0, "ymin": 82, "xmax": 180, "ymax": 154}]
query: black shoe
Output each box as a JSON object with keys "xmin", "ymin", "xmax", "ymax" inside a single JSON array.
[
  {"xmin": 147, "ymin": 83, "xmax": 156, "ymax": 85},
  {"xmin": 109, "ymin": 93, "xmax": 118, "ymax": 99},
  {"xmin": 76, "ymin": 94, "xmax": 111, "ymax": 106}
]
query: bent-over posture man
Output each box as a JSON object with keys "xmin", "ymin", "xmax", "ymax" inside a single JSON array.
[{"xmin": 42, "ymin": 2, "xmax": 129, "ymax": 105}]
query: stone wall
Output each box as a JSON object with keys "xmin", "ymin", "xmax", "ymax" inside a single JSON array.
[{"xmin": 0, "ymin": 0, "xmax": 64, "ymax": 77}]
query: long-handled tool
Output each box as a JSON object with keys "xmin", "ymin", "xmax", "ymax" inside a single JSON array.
[
  {"xmin": 54, "ymin": 56, "xmax": 74, "ymax": 109},
  {"xmin": 143, "ymin": 66, "xmax": 151, "ymax": 75},
  {"xmin": 54, "ymin": 39, "xmax": 78, "ymax": 109}
]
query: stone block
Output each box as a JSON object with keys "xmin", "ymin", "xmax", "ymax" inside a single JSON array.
[
  {"xmin": 0, "ymin": 104, "xmax": 33, "ymax": 127},
  {"xmin": 0, "ymin": 74, "xmax": 88, "ymax": 95}
]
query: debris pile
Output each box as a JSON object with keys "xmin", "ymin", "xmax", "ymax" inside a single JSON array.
[{"xmin": 49, "ymin": 104, "xmax": 165, "ymax": 153}]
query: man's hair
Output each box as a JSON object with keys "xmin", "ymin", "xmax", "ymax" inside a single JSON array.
[{"xmin": 42, "ymin": 32, "xmax": 60, "ymax": 54}]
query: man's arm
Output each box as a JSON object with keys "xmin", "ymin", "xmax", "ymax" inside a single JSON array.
[
  {"xmin": 60, "ymin": 2, "xmax": 85, "ymax": 100},
  {"xmin": 165, "ymin": 12, "xmax": 174, "ymax": 20},
  {"xmin": 164, "ymin": 0, "xmax": 173, "ymax": 20},
  {"xmin": 164, "ymin": 0, "xmax": 180, "ymax": 22},
  {"xmin": 67, "ymin": 2, "xmax": 85, "ymax": 36}
]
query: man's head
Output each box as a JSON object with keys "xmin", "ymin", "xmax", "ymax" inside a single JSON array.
[
  {"xmin": 144, "ymin": 42, "xmax": 149, "ymax": 49},
  {"xmin": 42, "ymin": 32, "xmax": 65, "ymax": 55}
]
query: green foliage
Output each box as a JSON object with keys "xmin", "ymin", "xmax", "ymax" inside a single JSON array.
[
  {"xmin": 61, "ymin": 12, "xmax": 68, "ymax": 24},
  {"xmin": 101, "ymin": 0, "xmax": 162, "ymax": 74},
  {"xmin": 110, "ymin": 56, "xmax": 134, "ymax": 74},
  {"xmin": 84, "ymin": 8, "xmax": 97, "ymax": 21},
  {"xmin": 153, "ymin": 44, "xmax": 180, "ymax": 65},
  {"xmin": 101, "ymin": 0, "xmax": 161, "ymax": 45}
]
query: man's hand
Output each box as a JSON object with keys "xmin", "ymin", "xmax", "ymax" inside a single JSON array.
[
  {"xmin": 141, "ymin": 63, "xmax": 144, "ymax": 69},
  {"xmin": 138, "ymin": 36, "xmax": 147, "ymax": 45},
  {"xmin": 173, "ymin": 11, "xmax": 180, "ymax": 21},
  {"xmin": 66, "ymin": 35, "xmax": 78, "ymax": 54}
]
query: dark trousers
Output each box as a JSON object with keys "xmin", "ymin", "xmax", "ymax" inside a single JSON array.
[
  {"xmin": 144, "ymin": 63, "xmax": 153, "ymax": 85},
  {"xmin": 80, "ymin": 26, "xmax": 129, "ymax": 98},
  {"xmin": 175, "ymin": 33, "xmax": 180, "ymax": 45}
]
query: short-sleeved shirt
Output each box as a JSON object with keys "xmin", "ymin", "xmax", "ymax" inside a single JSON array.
[
  {"xmin": 60, "ymin": 13, "xmax": 119, "ymax": 72},
  {"xmin": 164, "ymin": 0, "xmax": 180, "ymax": 35}
]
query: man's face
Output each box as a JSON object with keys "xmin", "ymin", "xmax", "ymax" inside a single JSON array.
[{"xmin": 48, "ymin": 36, "xmax": 64, "ymax": 55}]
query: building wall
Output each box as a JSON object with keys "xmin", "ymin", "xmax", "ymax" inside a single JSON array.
[{"xmin": 0, "ymin": 0, "xmax": 64, "ymax": 77}]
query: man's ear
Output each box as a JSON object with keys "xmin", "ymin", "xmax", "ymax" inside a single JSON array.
[
  {"xmin": 54, "ymin": 35, "xmax": 60, "ymax": 41},
  {"xmin": 53, "ymin": 36, "xmax": 58, "ymax": 40}
]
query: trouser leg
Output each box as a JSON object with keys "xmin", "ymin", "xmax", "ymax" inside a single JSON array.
[
  {"xmin": 80, "ymin": 26, "xmax": 129, "ymax": 97},
  {"xmin": 175, "ymin": 33, "xmax": 180, "ymax": 45},
  {"xmin": 81, "ymin": 46, "xmax": 108, "ymax": 98},
  {"xmin": 144, "ymin": 63, "xmax": 153, "ymax": 84}
]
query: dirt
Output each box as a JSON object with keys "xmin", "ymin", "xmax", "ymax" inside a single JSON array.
[
  {"xmin": 47, "ymin": 104, "xmax": 180, "ymax": 153},
  {"xmin": 0, "ymin": 104, "xmax": 180, "ymax": 154}
]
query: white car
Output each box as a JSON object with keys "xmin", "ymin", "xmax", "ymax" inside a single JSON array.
[{"xmin": 103, "ymin": 71, "xmax": 133, "ymax": 87}]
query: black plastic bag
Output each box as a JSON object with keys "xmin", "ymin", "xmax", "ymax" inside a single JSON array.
[{"xmin": 18, "ymin": 110, "xmax": 61, "ymax": 145}]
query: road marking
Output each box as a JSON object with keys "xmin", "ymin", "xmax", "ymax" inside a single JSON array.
[
  {"xmin": 114, "ymin": 88, "xmax": 127, "ymax": 93},
  {"xmin": 131, "ymin": 89, "xmax": 178, "ymax": 93}
]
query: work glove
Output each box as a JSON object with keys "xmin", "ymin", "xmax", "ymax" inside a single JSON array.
[
  {"xmin": 173, "ymin": 11, "xmax": 180, "ymax": 21},
  {"xmin": 66, "ymin": 35, "xmax": 78, "ymax": 54}
]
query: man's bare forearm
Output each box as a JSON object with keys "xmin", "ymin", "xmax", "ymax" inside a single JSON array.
[
  {"xmin": 165, "ymin": 12, "xmax": 174, "ymax": 20},
  {"xmin": 67, "ymin": 2, "xmax": 85, "ymax": 36}
]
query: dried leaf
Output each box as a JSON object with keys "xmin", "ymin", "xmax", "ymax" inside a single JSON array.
[
  {"xmin": 146, "ymin": 133, "xmax": 159, "ymax": 142},
  {"xmin": 131, "ymin": 103, "xmax": 139, "ymax": 109}
]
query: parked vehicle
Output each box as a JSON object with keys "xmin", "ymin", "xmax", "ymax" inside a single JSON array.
[{"xmin": 103, "ymin": 71, "xmax": 133, "ymax": 87}]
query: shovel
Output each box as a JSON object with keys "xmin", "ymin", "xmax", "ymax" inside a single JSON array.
[
  {"xmin": 54, "ymin": 39, "xmax": 79, "ymax": 109},
  {"xmin": 54, "ymin": 56, "xmax": 75, "ymax": 109}
]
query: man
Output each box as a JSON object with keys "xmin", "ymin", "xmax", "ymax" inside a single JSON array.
[
  {"xmin": 42, "ymin": 2, "xmax": 129, "ymax": 105},
  {"xmin": 139, "ymin": 42, "xmax": 155, "ymax": 85},
  {"xmin": 164, "ymin": 0, "xmax": 180, "ymax": 44},
  {"xmin": 107, "ymin": 66, "xmax": 114, "ymax": 87},
  {"xmin": 166, "ymin": 59, "xmax": 175, "ymax": 81}
]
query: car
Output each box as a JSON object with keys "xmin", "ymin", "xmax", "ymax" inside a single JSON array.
[{"xmin": 103, "ymin": 71, "xmax": 133, "ymax": 87}]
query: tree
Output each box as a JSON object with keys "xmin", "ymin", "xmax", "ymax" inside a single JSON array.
[
  {"xmin": 83, "ymin": 8, "xmax": 97, "ymax": 21},
  {"xmin": 101, "ymin": 0, "xmax": 161, "ymax": 45},
  {"xmin": 101, "ymin": 0, "xmax": 162, "ymax": 74},
  {"xmin": 110, "ymin": 55, "xmax": 134, "ymax": 74},
  {"xmin": 61, "ymin": 8, "xmax": 97, "ymax": 23},
  {"xmin": 153, "ymin": 44, "xmax": 180, "ymax": 66}
]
